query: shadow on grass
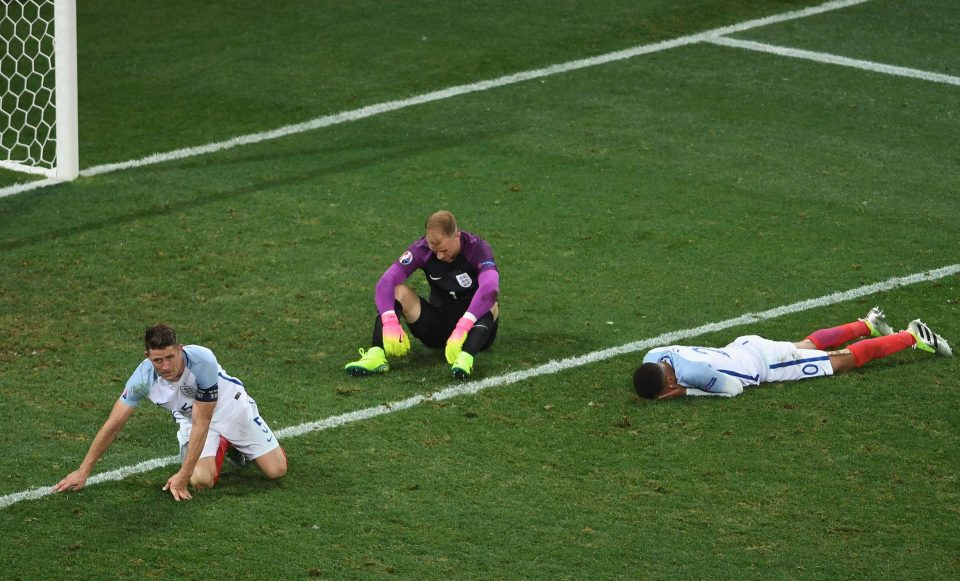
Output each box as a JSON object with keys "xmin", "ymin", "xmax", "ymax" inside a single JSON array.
[{"xmin": 0, "ymin": 122, "xmax": 507, "ymax": 253}]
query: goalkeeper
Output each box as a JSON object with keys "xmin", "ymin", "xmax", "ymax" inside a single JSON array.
[{"xmin": 345, "ymin": 210, "xmax": 500, "ymax": 379}]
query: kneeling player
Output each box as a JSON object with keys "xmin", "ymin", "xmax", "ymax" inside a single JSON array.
[{"xmin": 54, "ymin": 324, "xmax": 287, "ymax": 501}]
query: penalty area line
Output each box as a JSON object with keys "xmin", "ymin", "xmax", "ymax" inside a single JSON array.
[
  {"xmin": 0, "ymin": 0, "xmax": 872, "ymax": 200},
  {"xmin": 708, "ymin": 36, "xmax": 960, "ymax": 86},
  {"xmin": 2, "ymin": 261, "xmax": 956, "ymax": 510}
]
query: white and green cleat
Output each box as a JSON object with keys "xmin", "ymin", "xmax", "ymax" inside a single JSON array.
[
  {"xmin": 906, "ymin": 320, "xmax": 952, "ymax": 357},
  {"xmin": 860, "ymin": 306, "xmax": 894, "ymax": 337},
  {"xmin": 451, "ymin": 351, "xmax": 474, "ymax": 380},
  {"xmin": 345, "ymin": 346, "xmax": 389, "ymax": 376}
]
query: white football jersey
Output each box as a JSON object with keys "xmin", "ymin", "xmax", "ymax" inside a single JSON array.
[
  {"xmin": 644, "ymin": 335, "xmax": 834, "ymax": 397},
  {"xmin": 120, "ymin": 345, "xmax": 243, "ymax": 420}
]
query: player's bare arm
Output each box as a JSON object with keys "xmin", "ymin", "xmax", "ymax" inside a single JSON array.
[
  {"xmin": 656, "ymin": 363, "xmax": 686, "ymax": 400},
  {"xmin": 53, "ymin": 401, "xmax": 136, "ymax": 492},
  {"xmin": 163, "ymin": 399, "xmax": 215, "ymax": 501}
]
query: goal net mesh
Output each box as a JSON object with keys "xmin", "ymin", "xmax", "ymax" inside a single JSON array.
[{"xmin": 1, "ymin": 0, "xmax": 57, "ymax": 174}]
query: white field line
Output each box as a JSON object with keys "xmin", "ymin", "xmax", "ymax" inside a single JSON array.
[
  {"xmin": 709, "ymin": 36, "xmax": 960, "ymax": 86},
  {"xmin": 0, "ymin": 0, "xmax": 872, "ymax": 200},
  {"xmin": 2, "ymin": 261, "xmax": 957, "ymax": 510}
]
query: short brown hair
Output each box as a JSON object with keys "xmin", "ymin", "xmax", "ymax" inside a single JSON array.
[
  {"xmin": 425, "ymin": 210, "xmax": 457, "ymax": 237},
  {"xmin": 145, "ymin": 324, "xmax": 178, "ymax": 351}
]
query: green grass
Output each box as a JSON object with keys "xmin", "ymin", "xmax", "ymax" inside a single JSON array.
[{"xmin": 2, "ymin": 0, "xmax": 959, "ymax": 578}]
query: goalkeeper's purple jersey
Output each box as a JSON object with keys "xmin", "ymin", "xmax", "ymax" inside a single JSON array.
[{"xmin": 376, "ymin": 230, "xmax": 498, "ymax": 314}]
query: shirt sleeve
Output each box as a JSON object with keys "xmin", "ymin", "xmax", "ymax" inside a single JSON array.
[
  {"xmin": 679, "ymin": 369, "xmax": 744, "ymax": 397},
  {"xmin": 466, "ymin": 235, "xmax": 498, "ymax": 274},
  {"xmin": 461, "ymin": 234, "xmax": 499, "ymax": 318},
  {"xmin": 676, "ymin": 360, "xmax": 725, "ymax": 390},
  {"xmin": 685, "ymin": 386, "xmax": 738, "ymax": 397},
  {"xmin": 375, "ymin": 263, "xmax": 411, "ymax": 314},
  {"xmin": 656, "ymin": 350, "xmax": 744, "ymax": 397},
  {"xmin": 374, "ymin": 244, "xmax": 423, "ymax": 314},
  {"xmin": 120, "ymin": 360, "xmax": 154, "ymax": 407},
  {"xmin": 183, "ymin": 346, "xmax": 220, "ymax": 402},
  {"xmin": 465, "ymin": 268, "xmax": 499, "ymax": 319},
  {"xmin": 642, "ymin": 349, "xmax": 668, "ymax": 364}
]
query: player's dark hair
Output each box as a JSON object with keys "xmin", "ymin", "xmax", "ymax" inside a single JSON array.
[
  {"xmin": 145, "ymin": 323, "xmax": 178, "ymax": 351},
  {"xmin": 425, "ymin": 210, "xmax": 457, "ymax": 237},
  {"xmin": 633, "ymin": 362, "xmax": 666, "ymax": 399}
]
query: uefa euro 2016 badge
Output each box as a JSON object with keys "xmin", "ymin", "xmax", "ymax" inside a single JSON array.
[
  {"xmin": 399, "ymin": 251, "xmax": 413, "ymax": 265},
  {"xmin": 456, "ymin": 273, "xmax": 472, "ymax": 288}
]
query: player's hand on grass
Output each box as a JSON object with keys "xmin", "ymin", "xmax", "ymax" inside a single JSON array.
[
  {"xmin": 381, "ymin": 311, "xmax": 410, "ymax": 357},
  {"xmin": 163, "ymin": 470, "xmax": 193, "ymax": 501},
  {"xmin": 53, "ymin": 470, "xmax": 89, "ymax": 493},
  {"xmin": 445, "ymin": 316, "xmax": 475, "ymax": 364}
]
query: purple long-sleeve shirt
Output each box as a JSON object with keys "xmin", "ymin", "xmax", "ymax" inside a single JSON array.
[{"xmin": 375, "ymin": 230, "xmax": 499, "ymax": 318}]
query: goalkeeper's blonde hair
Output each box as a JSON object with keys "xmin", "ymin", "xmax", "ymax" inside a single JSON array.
[{"xmin": 425, "ymin": 210, "xmax": 457, "ymax": 237}]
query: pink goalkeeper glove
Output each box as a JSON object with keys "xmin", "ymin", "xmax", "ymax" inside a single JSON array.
[
  {"xmin": 381, "ymin": 311, "xmax": 410, "ymax": 357},
  {"xmin": 445, "ymin": 316, "xmax": 475, "ymax": 364}
]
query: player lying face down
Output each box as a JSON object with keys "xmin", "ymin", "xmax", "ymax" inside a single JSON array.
[{"xmin": 633, "ymin": 308, "xmax": 951, "ymax": 400}]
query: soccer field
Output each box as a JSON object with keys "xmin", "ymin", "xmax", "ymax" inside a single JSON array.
[{"xmin": 2, "ymin": 0, "xmax": 958, "ymax": 578}]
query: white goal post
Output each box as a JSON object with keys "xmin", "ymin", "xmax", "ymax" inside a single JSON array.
[{"xmin": 0, "ymin": 0, "xmax": 78, "ymax": 180}]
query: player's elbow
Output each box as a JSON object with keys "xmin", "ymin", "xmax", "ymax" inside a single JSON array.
[
  {"xmin": 719, "ymin": 375, "xmax": 743, "ymax": 397},
  {"xmin": 376, "ymin": 266, "xmax": 406, "ymax": 295},
  {"xmin": 724, "ymin": 384, "xmax": 744, "ymax": 397}
]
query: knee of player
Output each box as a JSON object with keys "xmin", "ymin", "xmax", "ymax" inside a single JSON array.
[
  {"xmin": 189, "ymin": 472, "xmax": 217, "ymax": 490},
  {"xmin": 263, "ymin": 464, "xmax": 287, "ymax": 481},
  {"xmin": 267, "ymin": 463, "xmax": 287, "ymax": 481},
  {"xmin": 393, "ymin": 284, "xmax": 417, "ymax": 303},
  {"xmin": 260, "ymin": 449, "xmax": 288, "ymax": 480}
]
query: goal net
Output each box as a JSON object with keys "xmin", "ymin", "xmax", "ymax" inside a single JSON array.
[{"xmin": 0, "ymin": 0, "xmax": 77, "ymax": 180}]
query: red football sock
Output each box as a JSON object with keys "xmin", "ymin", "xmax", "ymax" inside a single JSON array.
[
  {"xmin": 806, "ymin": 321, "xmax": 870, "ymax": 350},
  {"xmin": 214, "ymin": 436, "xmax": 230, "ymax": 484},
  {"xmin": 847, "ymin": 332, "xmax": 915, "ymax": 367}
]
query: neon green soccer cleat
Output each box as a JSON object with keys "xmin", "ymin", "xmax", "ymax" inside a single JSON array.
[
  {"xmin": 345, "ymin": 347, "xmax": 389, "ymax": 376},
  {"xmin": 906, "ymin": 320, "xmax": 953, "ymax": 357},
  {"xmin": 860, "ymin": 307, "xmax": 894, "ymax": 337},
  {"xmin": 451, "ymin": 351, "xmax": 474, "ymax": 380}
]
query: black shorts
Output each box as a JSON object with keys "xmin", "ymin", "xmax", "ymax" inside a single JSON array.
[{"xmin": 407, "ymin": 296, "xmax": 498, "ymax": 351}]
